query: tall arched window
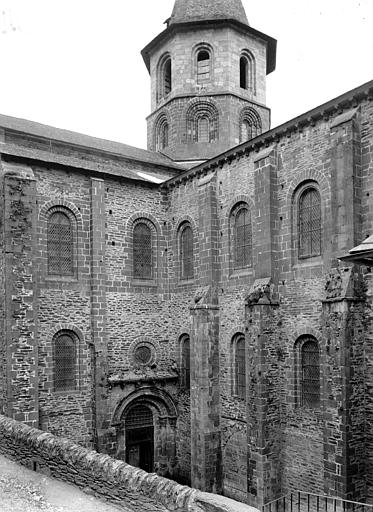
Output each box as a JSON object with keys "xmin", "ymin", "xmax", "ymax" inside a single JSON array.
[
  {"xmin": 155, "ymin": 114, "xmax": 169, "ymax": 152},
  {"xmin": 180, "ymin": 335, "xmax": 191, "ymax": 390},
  {"xmin": 54, "ymin": 331, "xmax": 77, "ymax": 392},
  {"xmin": 239, "ymin": 107, "xmax": 262, "ymax": 142},
  {"xmin": 233, "ymin": 334, "xmax": 246, "ymax": 398},
  {"xmin": 197, "ymin": 49, "xmax": 211, "ymax": 83},
  {"xmin": 157, "ymin": 54, "xmax": 172, "ymax": 102},
  {"xmin": 187, "ymin": 101, "xmax": 219, "ymax": 143},
  {"xmin": 298, "ymin": 187, "xmax": 321, "ymax": 258},
  {"xmin": 180, "ymin": 224, "xmax": 194, "ymax": 280},
  {"xmin": 239, "ymin": 50, "xmax": 255, "ymax": 93},
  {"xmin": 197, "ymin": 116, "xmax": 209, "ymax": 142},
  {"xmin": 232, "ymin": 204, "xmax": 252, "ymax": 270},
  {"xmin": 47, "ymin": 210, "xmax": 74, "ymax": 276},
  {"xmin": 296, "ymin": 336, "xmax": 320, "ymax": 408},
  {"xmin": 133, "ymin": 222, "xmax": 153, "ymax": 280}
]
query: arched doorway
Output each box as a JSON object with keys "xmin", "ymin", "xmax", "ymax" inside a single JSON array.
[{"xmin": 125, "ymin": 403, "xmax": 154, "ymax": 473}]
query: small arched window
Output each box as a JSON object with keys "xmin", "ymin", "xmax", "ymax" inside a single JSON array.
[
  {"xmin": 239, "ymin": 108, "xmax": 262, "ymax": 142},
  {"xmin": 164, "ymin": 58, "xmax": 172, "ymax": 95},
  {"xmin": 233, "ymin": 334, "xmax": 246, "ymax": 398},
  {"xmin": 157, "ymin": 54, "xmax": 172, "ymax": 102},
  {"xmin": 133, "ymin": 222, "xmax": 153, "ymax": 280},
  {"xmin": 180, "ymin": 224, "xmax": 194, "ymax": 280},
  {"xmin": 54, "ymin": 331, "xmax": 77, "ymax": 392},
  {"xmin": 298, "ymin": 187, "xmax": 321, "ymax": 258},
  {"xmin": 239, "ymin": 51, "xmax": 255, "ymax": 93},
  {"xmin": 47, "ymin": 210, "xmax": 74, "ymax": 276},
  {"xmin": 155, "ymin": 115, "xmax": 169, "ymax": 152},
  {"xmin": 233, "ymin": 205, "xmax": 252, "ymax": 270},
  {"xmin": 197, "ymin": 116, "xmax": 209, "ymax": 142},
  {"xmin": 187, "ymin": 101, "xmax": 219, "ymax": 144},
  {"xmin": 180, "ymin": 335, "xmax": 191, "ymax": 390},
  {"xmin": 296, "ymin": 336, "xmax": 320, "ymax": 408},
  {"xmin": 197, "ymin": 50, "xmax": 211, "ymax": 83}
]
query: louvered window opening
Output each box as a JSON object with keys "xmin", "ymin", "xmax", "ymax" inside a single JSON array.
[
  {"xmin": 235, "ymin": 336, "xmax": 246, "ymax": 398},
  {"xmin": 181, "ymin": 226, "xmax": 194, "ymax": 280},
  {"xmin": 48, "ymin": 212, "xmax": 74, "ymax": 276},
  {"xmin": 164, "ymin": 59, "xmax": 172, "ymax": 96},
  {"xmin": 197, "ymin": 51, "xmax": 210, "ymax": 83},
  {"xmin": 298, "ymin": 188, "xmax": 321, "ymax": 258},
  {"xmin": 54, "ymin": 333, "xmax": 76, "ymax": 392},
  {"xmin": 181, "ymin": 337, "xmax": 191, "ymax": 390},
  {"xmin": 301, "ymin": 339, "xmax": 320, "ymax": 408},
  {"xmin": 126, "ymin": 405, "xmax": 153, "ymax": 429},
  {"xmin": 234, "ymin": 207, "xmax": 252, "ymax": 269},
  {"xmin": 133, "ymin": 223, "xmax": 152, "ymax": 280},
  {"xmin": 240, "ymin": 56, "xmax": 249, "ymax": 89}
]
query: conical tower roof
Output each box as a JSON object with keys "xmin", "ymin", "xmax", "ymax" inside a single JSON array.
[{"xmin": 169, "ymin": 0, "xmax": 249, "ymax": 26}]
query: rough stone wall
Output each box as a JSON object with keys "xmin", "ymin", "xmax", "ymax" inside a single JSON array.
[{"xmin": 0, "ymin": 415, "xmax": 259, "ymax": 512}]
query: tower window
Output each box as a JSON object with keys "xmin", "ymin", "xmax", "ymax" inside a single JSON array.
[
  {"xmin": 155, "ymin": 114, "xmax": 169, "ymax": 152},
  {"xmin": 157, "ymin": 54, "xmax": 172, "ymax": 102},
  {"xmin": 186, "ymin": 101, "xmax": 219, "ymax": 143},
  {"xmin": 54, "ymin": 331, "xmax": 76, "ymax": 392},
  {"xmin": 232, "ymin": 204, "xmax": 252, "ymax": 269},
  {"xmin": 296, "ymin": 336, "xmax": 320, "ymax": 408},
  {"xmin": 180, "ymin": 224, "xmax": 194, "ymax": 280},
  {"xmin": 197, "ymin": 50, "xmax": 211, "ymax": 83},
  {"xmin": 164, "ymin": 58, "xmax": 172, "ymax": 95},
  {"xmin": 180, "ymin": 335, "xmax": 191, "ymax": 390},
  {"xmin": 240, "ymin": 57, "xmax": 248, "ymax": 89},
  {"xmin": 133, "ymin": 222, "xmax": 153, "ymax": 280},
  {"xmin": 47, "ymin": 210, "xmax": 74, "ymax": 276},
  {"xmin": 197, "ymin": 116, "xmax": 209, "ymax": 142},
  {"xmin": 298, "ymin": 187, "xmax": 321, "ymax": 258},
  {"xmin": 239, "ymin": 107, "xmax": 262, "ymax": 142},
  {"xmin": 239, "ymin": 50, "xmax": 256, "ymax": 93},
  {"xmin": 233, "ymin": 334, "xmax": 246, "ymax": 398}
]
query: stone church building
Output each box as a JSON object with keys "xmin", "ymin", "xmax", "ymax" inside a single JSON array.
[{"xmin": 1, "ymin": 0, "xmax": 373, "ymax": 508}]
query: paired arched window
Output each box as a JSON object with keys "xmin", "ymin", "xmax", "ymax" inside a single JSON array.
[
  {"xmin": 239, "ymin": 107, "xmax": 262, "ymax": 142},
  {"xmin": 133, "ymin": 221, "xmax": 153, "ymax": 280},
  {"xmin": 298, "ymin": 187, "xmax": 322, "ymax": 258},
  {"xmin": 296, "ymin": 335, "xmax": 320, "ymax": 408},
  {"xmin": 240, "ymin": 50, "xmax": 255, "ymax": 93},
  {"xmin": 154, "ymin": 114, "xmax": 169, "ymax": 152},
  {"xmin": 54, "ymin": 331, "xmax": 77, "ymax": 392},
  {"xmin": 180, "ymin": 335, "xmax": 191, "ymax": 390},
  {"xmin": 233, "ymin": 333, "xmax": 246, "ymax": 398},
  {"xmin": 47, "ymin": 209, "xmax": 75, "ymax": 277},
  {"xmin": 186, "ymin": 101, "xmax": 219, "ymax": 143},
  {"xmin": 231, "ymin": 203, "xmax": 252, "ymax": 270},
  {"xmin": 157, "ymin": 54, "xmax": 172, "ymax": 102},
  {"xmin": 180, "ymin": 224, "xmax": 194, "ymax": 280},
  {"xmin": 196, "ymin": 49, "xmax": 211, "ymax": 84}
]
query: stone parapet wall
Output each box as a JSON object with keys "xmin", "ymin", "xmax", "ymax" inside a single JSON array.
[{"xmin": 0, "ymin": 415, "xmax": 258, "ymax": 512}]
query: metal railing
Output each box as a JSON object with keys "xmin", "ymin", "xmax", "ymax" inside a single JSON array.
[{"xmin": 263, "ymin": 491, "xmax": 373, "ymax": 512}]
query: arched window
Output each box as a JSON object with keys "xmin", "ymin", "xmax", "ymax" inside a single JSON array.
[
  {"xmin": 239, "ymin": 107, "xmax": 262, "ymax": 142},
  {"xmin": 186, "ymin": 101, "xmax": 219, "ymax": 143},
  {"xmin": 180, "ymin": 335, "xmax": 191, "ymax": 390},
  {"xmin": 157, "ymin": 54, "xmax": 172, "ymax": 102},
  {"xmin": 54, "ymin": 331, "xmax": 77, "ymax": 392},
  {"xmin": 233, "ymin": 334, "xmax": 246, "ymax": 398},
  {"xmin": 298, "ymin": 187, "xmax": 321, "ymax": 258},
  {"xmin": 155, "ymin": 114, "xmax": 169, "ymax": 152},
  {"xmin": 296, "ymin": 336, "xmax": 320, "ymax": 408},
  {"xmin": 232, "ymin": 204, "xmax": 252, "ymax": 270},
  {"xmin": 47, "ymin": 210, "xmax": 74, "ymax": 276},
  {"xmin": 239, "ymin": 51, "xmax": 255, "ymax": 93},
  {"xmin": 197, "ymin": 49, "xmax": 211, "ymax": 83},
  {"xmin": 180, "ymin": 224, "xmax": 194, "ymax": 280},
  {"xmin": 133, "ymin": 222, "xmax": 153, "ymax": 280}
]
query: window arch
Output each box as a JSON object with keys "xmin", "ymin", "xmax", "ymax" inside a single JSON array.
[
  {"xmin": 47, "ymin": 209, "xmax": 76, "ymax": 277},
  {"xmin": 239, "ymin": 50, "xmax": 256, "ymax": 93},
  {"xmin": 239, "ymin": 107, "xmax": 262, "ymax": 142},
  {"xmin": 186, "ymin": 101, "xmax": 219, "ymax": 143},
  {"xmin": 133, "ymin": 221, "xmax": 153, "ymax": 280},
  {"xmin": 295, "ymin": 335, "xmax": 320, "ymax": 408},
  {"xmin": 179, "ymin": 224, "xmax": 194, "ymax": 280},
  {"xmin": 231, "ymin": 203, "xmax": 252, "ymax": 270},
  {"xmin": 233, "ymin": 333, "xmax": 246, "ymax": 398},
  {"xmin": 180, "ymin": 335, "xmax": 191, "ymax": 390},
  {"xmin": 298, "ymin": 186, "xmax": 322, "ymax": 258},
  {"xmin": 53, "ymin": 330, "xmax": 77, "ymax": 392},
  {"xmin": 157, "ymin": 54, "xmax": 172, "ymax": 102},
  {"xmin": 154, "ymin": 114, "xmax": 169, "ymax": 152},
  {"xmin": 196, "ymin": 48, "xmax": 211, "ymax": 84}
]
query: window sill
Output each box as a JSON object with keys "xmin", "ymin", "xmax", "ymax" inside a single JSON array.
[{"xmin": 132, "ymin": 279, "xmax": 157, "ymax": 287}]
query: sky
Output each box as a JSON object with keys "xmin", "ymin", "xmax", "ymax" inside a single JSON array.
[{"xmin": 0, "ymin": 0, "xmax": 372, "ymax": 150}]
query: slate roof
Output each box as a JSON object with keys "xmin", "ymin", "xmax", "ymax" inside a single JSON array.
[
  {"xmin": 170, "ymin": 0, "xmax": 249, "ymax": 26},
  {"xmin": 0, "ymin": 113, "xmax": 181, "ymax": 171}
]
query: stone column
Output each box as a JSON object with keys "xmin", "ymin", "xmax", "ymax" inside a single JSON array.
[
  {"xmin": 0, "ymin": 161, "xmax": 38, "ymax": 427},
  {"xmin": 90, "ymin": 177, "xmax": 109, "ymax": 451},
  {"xmin": 190, "ymin": 173, "xmax": 221, "ymax": 493}
]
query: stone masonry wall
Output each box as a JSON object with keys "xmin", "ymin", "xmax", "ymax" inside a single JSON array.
[{"xmin": 0, "ymin": 415, "xmax": 259, "ymax": 512}]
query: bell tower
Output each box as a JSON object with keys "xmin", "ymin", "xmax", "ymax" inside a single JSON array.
[{"xmin": 142, "ymin": 0, "xmax": 276, "ymax": 166}]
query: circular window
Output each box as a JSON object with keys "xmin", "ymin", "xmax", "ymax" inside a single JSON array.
[{"xmin": 134, "ymin": 345, "xmax": 153, "ymax": 365}]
